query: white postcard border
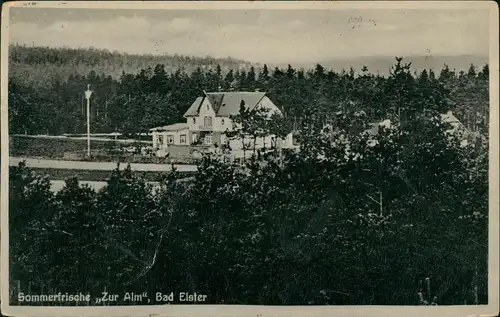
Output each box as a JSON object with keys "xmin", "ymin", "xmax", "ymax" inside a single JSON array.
[{"xmin": 1, "ymin": 1, "xmax": 498, "ymax": 317}]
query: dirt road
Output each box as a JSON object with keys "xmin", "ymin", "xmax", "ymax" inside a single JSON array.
[{"xmin": 9, "ymin": 157, "xmax": 198, "ymax": 172}]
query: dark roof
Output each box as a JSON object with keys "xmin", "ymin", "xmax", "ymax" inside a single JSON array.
[
  {"xmin": 206, "ymin": 93, "xmax": 225, "ymax": 113},
  {"xmin": 183, "ymin": 91, "xmax": 267, "ymax": 117}
]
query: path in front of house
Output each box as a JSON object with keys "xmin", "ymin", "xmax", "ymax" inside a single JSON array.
[
  {"xmin": 9, "ymin": 157, "xmax": 198, "ymax": 172},
  {"xmin": 11, "ymin": 134, "xmax": 153, "ymax": 144}
]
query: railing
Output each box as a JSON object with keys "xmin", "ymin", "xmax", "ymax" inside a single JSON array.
[{"xmin": 198, "ymin": 124, "xmax": 214, "ymax": 131}]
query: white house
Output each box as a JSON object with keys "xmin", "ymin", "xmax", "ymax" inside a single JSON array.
[
  {"xmin": 150, "ymin": 91, "xmax": 295, "ymax": 157},
  {"xmin": 150, "ymin": 123, "xmax": 190, "ymax": 157},
  {"xmin": 439, "ymin": 110, "xmax": 487, "ymax": 147},
  {"xmin": 353, "ymin": 110, "xmax": 482, "ymax": 149}
]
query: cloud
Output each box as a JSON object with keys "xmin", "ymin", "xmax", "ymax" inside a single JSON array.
[
  {"xmin": 8, "ymin": 9, "xmax": 490, "ymax": 63},
  {"xmin": 167, "ymin": 17, "xmax": 195, "ymax": 31}
]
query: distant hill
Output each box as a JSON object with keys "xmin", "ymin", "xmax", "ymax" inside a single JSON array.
[
  {"xmin": 286, "ymin": 55, "xmax": 489, "ymax": 76},
  {"xmin": 8, "ymin": 45, "xmax": 261, "ymax": 88},
  {"xmin": 8, "ymin": 45, "xmax": 489, "ymax": 90}
]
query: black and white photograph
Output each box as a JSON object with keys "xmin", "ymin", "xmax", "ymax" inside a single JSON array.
[{"xmin": 1, "ymin": 1, "xmax": 499, "ymax": 317}]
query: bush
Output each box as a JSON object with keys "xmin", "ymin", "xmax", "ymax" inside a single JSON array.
[{"xmin": 9, "ymin": 107, "xmax": 488, "ymax": 305}]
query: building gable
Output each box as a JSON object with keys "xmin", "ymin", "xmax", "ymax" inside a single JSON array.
[
  {"xmin": 184, "ymin": 97, "xmax": 204, "ymax": 117},
  {"xmin": 183, "ymin": 91, "xmax": 283, "ymax": 119},
  {"xmin": 184, "ymin": 95, "xmax": 221, "ymax": 118},
  {"xmin": 197, "ymin": 97, "xmax": 217, "ymax": 118},
  {"xmin": 254, "ymin": 96, "xmax": 283, "ymax": 117}
]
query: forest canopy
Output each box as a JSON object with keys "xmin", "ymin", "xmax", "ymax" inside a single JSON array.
[{"xmin": 8, "ymin": 45, "xmax": 489, "ymax": 138}]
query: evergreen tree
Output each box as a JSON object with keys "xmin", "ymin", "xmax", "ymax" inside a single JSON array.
[
  {"xmin": 224, "ymin": 69, "xmax": 235, "ymax": 90},
  {"xmin": 246, "ymin": 66, "xmax": 257, "ymax": 91},
  {"xmin": 257, "ymin": 64, "xmax": 270, "ymax": 90}
]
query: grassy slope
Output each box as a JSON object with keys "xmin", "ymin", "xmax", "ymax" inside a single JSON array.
[
  {"xmin": 9, "ymin": 134, "xmax": 197, "ymax": 181},
  {"xmin": 9, "ymin": 135, "xmax": 199, "ymax": 164},
  {"xmin": 9, "ymin": 135, "xmax": 122, "ymax": 159}
]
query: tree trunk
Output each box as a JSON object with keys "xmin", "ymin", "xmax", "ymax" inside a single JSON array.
[
  {"xmin": 379, "ymin": 190, "xmax": 383, "ymax": 216},
  {"xmin": 426, "ymin": 278, "xmax": 431, "ymax": 303},
  {"xmin": 474, "ymin": 263, "xmax": 479, "ymax": 304},
  {"xmin": 242, "ymin": 137, "xmax": 246, "ymax": 161},
  {"xmin": 277, "ymin": 137, "xmax": 283, "ymax": 166},
  {"xmin": 253, "ymin": 135, "xmax": 257, "ymax": 154}
]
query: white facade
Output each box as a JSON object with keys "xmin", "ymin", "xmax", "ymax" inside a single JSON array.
[
  {"xmin": 150, "ymin": 124, "xmax": 190, "ymax": 156},
  {"xmin": 151, "ymin": 92, "xmax": 296, "ymax": 158}
]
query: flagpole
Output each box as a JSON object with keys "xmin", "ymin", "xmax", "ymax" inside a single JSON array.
[{"xmin": 84, "ymin": 85, "xmax": 93, "ymax": 157}]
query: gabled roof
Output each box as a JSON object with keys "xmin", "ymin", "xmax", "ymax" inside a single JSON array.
[
  {"xmin": 363, "ymin": 112, "xmax": 471, "ymax": 137},
  {"xmin": 183, "ymin": 91, "xmax": 267, "ymax": 117},
  {"xmin": 321, "ymin": 111, "xmax": 470, "ymax": 139},
  {"xmin": 150, "ymin": 123, "xmax": 189, "ymax": 132},
  {"xmin": 183, "ymin": 97, "xmax": 204, "ymax": 117}
]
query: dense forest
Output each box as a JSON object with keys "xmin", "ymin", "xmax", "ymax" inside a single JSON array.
[
  {"xmin": 10, "ymin": 110, "xmax": 488, "ymax": 305},
  {"xmin": 9, "ymin": 47, "xmax": 489, "ymax": 305},
  {"xmin": 8, "ymin": 45, "xmax": 489, "ymax": 139},
  {"xmin": 9, "ymin": 44, "xmax": 257, "ymax": 85}
]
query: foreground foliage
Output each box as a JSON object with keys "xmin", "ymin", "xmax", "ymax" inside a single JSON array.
[
  {"xmin": 10, "ymin": 122, "xmax": 488, "ymax": 305},
  {"xmin": 9, "ymin": 59, "xmax": 488, "ymax": 305}
]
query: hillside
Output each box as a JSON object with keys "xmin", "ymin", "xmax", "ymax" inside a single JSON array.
[
  {"xmin": 287, "ymin": 55, "xmax": 489, "ymax": 76},
  {"xmin": 8, "ymin": 44, "xmax": 260, "ymax": 88},
  {"xmin": 9, "ymin": 45, "xmax": 489, "ymax": 90}
]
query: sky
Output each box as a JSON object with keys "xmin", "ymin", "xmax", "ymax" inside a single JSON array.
[{"xmin": 8, "ymin": 5, "xmax": 491, "ymax": 64}]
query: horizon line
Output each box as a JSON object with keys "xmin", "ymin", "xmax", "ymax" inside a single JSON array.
[{"xmin": 8, "ymin": 43, "xmax": 489, "ymax": 66}]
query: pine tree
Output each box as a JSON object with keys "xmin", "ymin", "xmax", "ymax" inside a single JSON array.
[
  {"xmin": 258, "ymin": 64, "xmax": 270, "ymax": 90},
  {"xmin": 247, "ymin": 66, "xmax": 257, "ymax": 91},
  {"xmin": 224, "ymin": 69, "xmax": 235, "ymax": 91}
]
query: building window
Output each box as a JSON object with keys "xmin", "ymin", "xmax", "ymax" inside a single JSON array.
[
  {"xmin": 206, "ymin": 104, "xmax": 209, "ymax": 110},
  {"xmin": 192, "ymin": 133, "xmax": 198, "ymax": 144},
  {"xmin": 157, "ymin": 135, "xmax": 164, "ymax": 147},
  {"xmin": 221, "ymin": 118, "xmax": 225, "ymax": 125},
  {"xmin": 205, "ymin": 135, "xmax": 212, "ymax": 145},
  {"xmin": 167, "ymin": 135, "xmax": 174, "ymax": 144},
  {"xmin": 180, "ymin": 134, "xmax": 186, "ymax": 144},
  {"xmin": 204, "ymin": 116, "xmax": 212, "ymax": 127},
  {"xmin": 193, "ymin": 118, "xmax": 196, "ymax": 124}
]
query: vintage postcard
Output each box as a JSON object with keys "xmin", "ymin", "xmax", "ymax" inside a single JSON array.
[{"xmin": 1, "ymin": 1, "xmax": 499, "ymax": 317}]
